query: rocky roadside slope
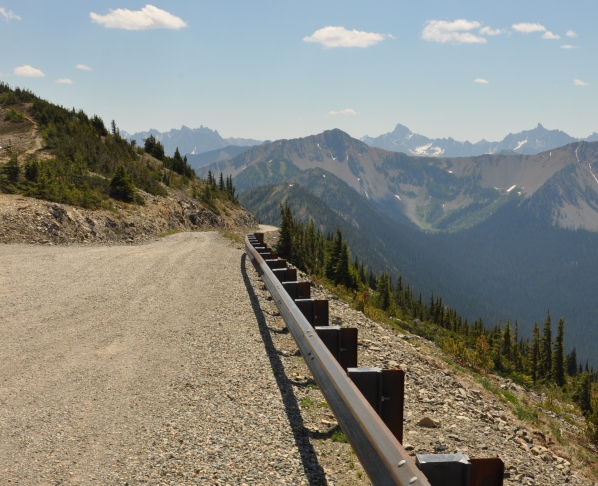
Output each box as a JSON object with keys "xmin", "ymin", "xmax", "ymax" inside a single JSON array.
[
  {"xmin": 0, "ymin": 189, "xmax": 256, "ymax": 245},
  {"xmin": 253, "ymin": 232, "xmax": 598, "ymax": 486}
]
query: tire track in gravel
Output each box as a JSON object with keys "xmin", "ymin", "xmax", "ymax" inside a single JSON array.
[{"xmin": 0, "ymin": 233, "xmax": 319, "ymax": 485}]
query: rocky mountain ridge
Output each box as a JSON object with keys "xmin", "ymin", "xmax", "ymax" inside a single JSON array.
[
  {"xmin": 121, "ymin": 125, "xmax": 262, "ymax": 157},
  {"xmin": 362, "ymin": 123, "xmax": 598, "ymax": 157},
  {"xmin": 199, "ymin": 128, "xmax": 598, "ymax": 232}
]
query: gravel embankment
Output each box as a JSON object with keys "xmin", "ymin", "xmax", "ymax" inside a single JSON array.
[{"xmin": 0, "ymin": 233, "xmax": 320, "ymax": 485}]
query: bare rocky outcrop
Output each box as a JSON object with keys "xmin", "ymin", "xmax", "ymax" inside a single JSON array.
[{"xmin": 0, "ymin": 189, "xmax": 256, "ymax": 245}]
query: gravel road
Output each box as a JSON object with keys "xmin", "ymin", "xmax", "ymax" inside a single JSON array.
[{"xmin": 0, "ymin": 233, "xmax": 319, "ymax": 485}]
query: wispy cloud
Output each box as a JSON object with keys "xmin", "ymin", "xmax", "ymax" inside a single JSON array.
[
  {"xmin": 474, "ymin": 78, "xmax": 489, "ymax": 84},
  {"xmin": 542, "ymin": 31, "xmax": 560, "ymax": 40},
  {"xmin": 512, "ymin": 22, "xmax": 547, "ymax": 34},
  {"xmin": 14, "ymin": 65, "xmax": 45, "ymax": 77},
  {"xmin": 90, "ymin": 4, "xmax": 187, "ymax": 30},
  {"xmin": 328, "ymin": 109, "xmax": 357, "ymax": 116},
  {"xmin": 478, "ymin": 26, "xmax": 506, "ymax": 36},
  {"xmin": 561, "ymin": 44, "xmax": 578, "ymax": 49},
  {"xmin": 0, "ymin": 7, "xmax": 20, "ymax": 21},
  {"xmin": 55, "ymin": 78, "xmax": 74, "ymax": 85},
  {"xmin": 303, "ymin": 26, "xmax": 391, "ymax": 48},
  {"xmin": 512, "ymin": 22, "xmax": 560, "ymax": 40},
  {"xmin": 574, "ymin": 79, "xmax": 589, "ymax": 86},
  {"xmin": 566, "ymin": 30, "xmax": 578, "ymax": 38},
  {"xmin": 422, "ymin": 19, "xmax": 487, "ymax": 44},
  {"xmin": 76, "ymin": 64, "xmax": 92, "ymax": 71}
]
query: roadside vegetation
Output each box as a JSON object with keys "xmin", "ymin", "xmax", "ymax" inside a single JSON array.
[
  {"xmin": 276, "ymin": 203, "xmax": 598, "ymax": 476},
  {"xmin": 0, "ymin": 83, "xmax": 239, "ymax": 213}
]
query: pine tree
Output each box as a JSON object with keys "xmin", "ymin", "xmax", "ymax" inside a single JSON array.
[
  {"xmin": 552, "ymin": 318, "xmax": 566, "ymax": 387},
  {"xmin": 502, "ymin": 320, "xmax": 512, "ymax": 362},
  {"xmin": 334, "ymin": 242, "xmax": 353, "ymax": 288},
  {"xmin": 109, "ymin": 164, "xmax": 137, "ymax": 202},
  {"xmin": 540, "ymin": 311, "xmax": 553, "ymax": 382},
  {"xmin": 574, "ymin": 373, "xmax": 593, "ymax": 416},
  {"xmin": 218, "ymin": 172, "xmax": 225, "ymax": 191},
  {"xmin": 376, "ymin": 271, "xmax": 392, "ymax": 311},
  {"xmin": 2, "ymin": 147, "xmax": 20, "ymax": 183},
  {"xmin": 275, "ymin": 204, "xmax": 293, "ymax": 260},
  {"xmin": 532, "ymin": 322, "xmax": 540, "ymax": 384},
  {"xmin": 567, "ymin": 347, "xmax": 578, "ymax": 376}
]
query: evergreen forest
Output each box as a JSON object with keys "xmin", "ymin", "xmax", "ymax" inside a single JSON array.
[{"xmin": 275, "ymin": 204, "xmax": 598, "ymax": 446}]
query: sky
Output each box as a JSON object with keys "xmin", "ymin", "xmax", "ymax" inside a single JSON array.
[{"xmin": 1, "ymin": 1, "xmax": 597, "ymax": 143}]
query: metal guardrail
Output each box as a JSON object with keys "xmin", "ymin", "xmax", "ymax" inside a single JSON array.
[{"xmin": 245, "ymin": 233, "xmax": 431, "ymax": 486}]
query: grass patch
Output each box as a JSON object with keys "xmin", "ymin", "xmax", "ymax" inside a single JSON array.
[
  {"xmin": 219, "ymin": 230, "xmax": 244, "ymax": 244},
  {"xmin": 300, "ymin": 396, "xmax": 314, "ymax": 408},
  {"xmin": 514, "ymin": 403, "xmax": 538, "ymax": 422},
  {"xmin": 307, "ymin": 383, "xmax": 318, "ymax": 390},
  {"xmin": 331, "ymin": 428, "xmax": 348, "ymax": 443},
  {"xmin": 317, "ymin": 401, "xmax": 329, "ymax": 408},
  {"xmin": 158, "ymin": 228, "xmax": 183, "ymax": 238}
]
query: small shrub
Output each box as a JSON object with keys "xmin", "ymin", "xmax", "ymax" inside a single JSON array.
[{"xmin": 4, "ymin": 108, "xmax": 24, "ymax": 122}]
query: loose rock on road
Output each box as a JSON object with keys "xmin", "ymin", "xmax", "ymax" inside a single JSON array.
[{"xmin": 0, "ymin": 233, "xmax": 318, "ymax": 485}]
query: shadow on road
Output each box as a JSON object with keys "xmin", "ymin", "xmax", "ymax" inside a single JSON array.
[{"xmin": 240, "ymin": 253, "xmax": 328, "ymax": 486}]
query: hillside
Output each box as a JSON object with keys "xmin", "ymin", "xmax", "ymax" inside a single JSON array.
[
  {"xmin": 0, "ymin": 84, "xmax": 256, "ymax": 243},
  {"xmin": 198, "ymin": 129, "xmax": 598, "ymax": 233},
  {"xmin": 239, "ymin": 167, "xmax": 598, "ymax": 368},
  {"xmin": 362, "ymin": 122, "xmax": 598, "ymax": 157}
]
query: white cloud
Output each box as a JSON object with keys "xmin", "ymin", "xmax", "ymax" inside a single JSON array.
[
  {"xmin": 55, "ymin": 78, "xmax": 74, "ymax": 85},
  {"xmin": 512, "ymin": 22, "xmax": 547, "ymax": 34},
  {"xmin": 474, "ymin": 78, "xmax": 489, "ymax": 84},
  {"xmin": 90, "ymin": 4, "xmax": 187, "ymax": 30},
  {"xmin": 574, "ymin": 79, "xmax": 589, "ymax": 86},
  {"xmin": 542, "ymin": 31, "xmax": 560, "ymax": 40},
  {"xmin": 0, "ymin": 7, "xmax": 21, "ymax": 21},
  {"xmin": 14, "ymin": 65, "xmax": 45, "ymax": 77},
  {"xmin": 566, "ymin": 30, "xmax": 577, "ymax": 38},
  {"xmin": 328, "ymin": 109, "xmax": 357, "ymax": 116},
  {"xmin": 76, "ymin": 64, "xmax": 92, "ymax": 71},
  {"xmin": 561, "ymin": 44, "xmax": 578, "ymax": 49},
  {"xmin": 303, "ymin": 26, "xmax": 390, "ymax": 48},
  {"xmin": 422, "ymin": 19, "xmax": 486, "ymax": 44},
  {"xmin": 479, "ymin": 26, "xmax": 506, "ymax": 36}
]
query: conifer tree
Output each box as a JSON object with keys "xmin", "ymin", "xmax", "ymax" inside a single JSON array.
[
  {"xmin": 376, "ymin": 271, "xmax": 392, "ymax": 311},
  {"xmin": 553, "ymin": 318, "xmax": 566, "ymax": 387},
  {"xmin": 2, "ymin": 145, "xmax": 20, "ymax": 183},
  {"xmin": 532, "ymin": 322, "xmax": 540, "ymax": 384},
  {"xmin": 219, "ymin": 172, "xmax": 224, "ymax": 191},
  {"xmin": 334, "ymin": 242, "xmax": 353, "ymax": 288},
  {"xmin": 540, "ymin": 311, "xmax": 553, "ymax": 381},
  {"xmin": 567, "ymin": 347, "xmax": 578, "ymax": 376},
  {"xmin": 275, "ymin": 204, "xmax": 293, "ymax": 260}
]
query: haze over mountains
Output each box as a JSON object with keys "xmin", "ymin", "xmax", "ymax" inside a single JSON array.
[
  {"xmin": 362, "ymin": 123, "xmax": 598, "ymax": 157},
  {"xmin": 121, "ymin": 125, "xmax": 262, "ymax": 157},
  {"xmin": 197, "ymin": 128, "xmax": 598, "ymax": 366}
]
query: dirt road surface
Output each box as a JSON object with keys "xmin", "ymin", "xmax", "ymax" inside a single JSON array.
[{"xmin": 0, "ymin": 233, "xmax": 317, "ymax": 485}]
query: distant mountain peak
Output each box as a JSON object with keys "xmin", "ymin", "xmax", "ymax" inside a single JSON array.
[{"xmin": 361, "ymin": 122, "xmax": 593, "ymax": 157}]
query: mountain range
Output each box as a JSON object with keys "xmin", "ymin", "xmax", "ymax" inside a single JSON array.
[
  {"xmin": 121, "ymin": 125, "xmax": 262, "ymax": 157},
  {"xmin": 198, "ymin": 128, "xmax": 598, "ymax": 366},
  {"xmin": 362, "ymin": 123, "xmax": 598, "ymax": 157},
  {"xmin": 198, "ymin": 128, "xmax": 598, "ymax": 233}
]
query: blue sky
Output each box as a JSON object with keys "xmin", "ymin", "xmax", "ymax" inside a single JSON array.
[{"xmin": 1, "ymin": 1, "xmax": 596, "ymax": 143}]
